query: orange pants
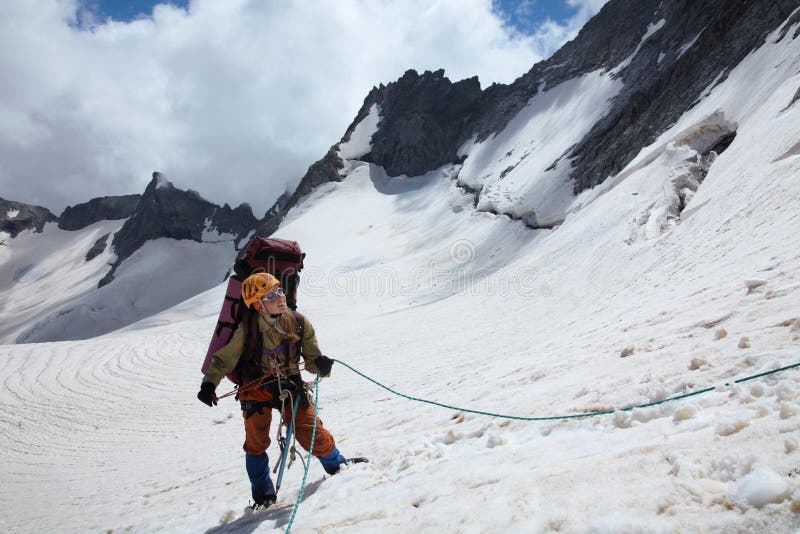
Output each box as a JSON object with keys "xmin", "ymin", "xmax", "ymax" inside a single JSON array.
[{"xmin": 240, "ymin": 389, "xmax": 336, "ymax": 457}]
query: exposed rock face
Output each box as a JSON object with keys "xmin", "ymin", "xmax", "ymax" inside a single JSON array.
[
  {"xmin": 0, "ymin": 197, "xmax": 58, "ymax": 238},
  {"xmin": 101, "ymin": 172, "xmax": 257, "ymax": 286},
  {"xmin": 254, "ymin": 70, "xmax": 480, "ymax": 234},
  {"xmin": 357, "ymin": 69, "xmax": 482, "ymax": 177},
  {"xmin": 58, "ymin": 195, "xmax": 141, "ymax": 231},
  {"xmin": 85, "ymin": 233, "xmax": 110, "ymax": 262}
]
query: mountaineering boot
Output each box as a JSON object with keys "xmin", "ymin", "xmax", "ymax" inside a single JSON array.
[
  {"xmin": 245, "ymin": 453, "xmax": 277, "ymax": 504},
  {"xmin": 317, "ymin": 446, "xmax": 347, "ymax": 474},
  {"xmin": 250, "ymin": 495, "xmax": 277, "ymax": 512},
  {"xmin": 317, "ymin": 447, "xmax": 369, "ymax": 475}
]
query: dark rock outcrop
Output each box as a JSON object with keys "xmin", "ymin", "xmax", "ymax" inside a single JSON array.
[
  {"xmin": 357, "ymin": 69, "xmax": 482, "ymax": 177},
  {"xmin": 465, "ymin": 0, "xmax": 800, "ymax": 195},
  {"xmin": 100, "ymin": 172, "xmax": 257, "ymax": 286},
  {"xmin": 58, "ymin": 195, "xmax": 141, "ymax": 231},
  {"xmin": 85, "ymin": 233, "xmax": 110, "ymax": 262},
  {"xmin": 0, "ymin": 197, "xmax": 58, "ymax": 238}
]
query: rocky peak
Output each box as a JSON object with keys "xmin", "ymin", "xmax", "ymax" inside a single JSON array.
[
  {"xmin": 58, "ymin": 194, "xmax": 142, "ymax": 231},
  {"xmin": 100, "ymin": 172, "xmax": 256, "ymax": 286},
  {"xmin": 357, "ymin": 69, "xmax": 482, "ymax": 177},
  {"xmin": 0, "ymin": 197, "xmax": 58, "ymax": 238}
]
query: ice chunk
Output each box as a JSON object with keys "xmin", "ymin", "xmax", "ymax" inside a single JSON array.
[
  {"xmin": 716, "ymin": 417, "xmax": 749, "ymax": 436},
  {"xmin": 688, "ymin": 357, "xmax": 708, "ymax": 370},
  {"xmin": 734, "ymin": 464, "xmax": 790, "ymax": 507},
  {"xmin": 779, "ymin": 402, "xmax": 799, "ymax": 419},
  {"xmin": 744, "ymin": 279, "xmax": 767, "ymax": 294},
  {"xmin": 673, "ymin": 403, "xmax": 698, "ymax": 422}
]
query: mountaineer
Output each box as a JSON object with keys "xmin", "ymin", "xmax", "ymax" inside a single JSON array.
[{"xmin": 197, "ymin": 272, "xmax": 364, "ymax": 510}]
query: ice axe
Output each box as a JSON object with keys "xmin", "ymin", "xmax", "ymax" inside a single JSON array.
[{"xmin": 275, "ymin": 393, "xmax": 301, "ymax": 494}]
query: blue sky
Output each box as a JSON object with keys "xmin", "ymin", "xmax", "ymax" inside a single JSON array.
[{"xmin": 85, "ymin": 0, "xmax": 582, "ymax": 35}]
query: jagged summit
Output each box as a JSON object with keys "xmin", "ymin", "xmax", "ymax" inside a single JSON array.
[{"xmin": 100, "ymin": 172, "xmax": 256, "ymax": 286}]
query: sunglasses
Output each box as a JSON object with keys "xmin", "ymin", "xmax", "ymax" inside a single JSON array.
[{"xmin": 261, "ymin": 287, "xmax": 284, "ymax": 303}]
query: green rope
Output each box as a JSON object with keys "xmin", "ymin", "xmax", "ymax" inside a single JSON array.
[
  {"xmin": 285, "ymin": 374, "xmax": 319, "ymax": 534},
  {"xmin": 278, "ymin": 359, "xmax": 799, "ymax": 531},
  {"xmin": 334, "ymin": 359, "xmax": 800, "ymax": 421}
]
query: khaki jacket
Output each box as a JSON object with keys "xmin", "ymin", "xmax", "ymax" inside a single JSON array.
[{"xmin": 202, "ymin": 312, "xmax": 324, "ymax": 387}]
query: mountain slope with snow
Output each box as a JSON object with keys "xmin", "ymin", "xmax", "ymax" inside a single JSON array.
[
  {"xmin": 0, "ymin": 218, "xmax": 239, "ymax": 344},
  {"xmin": 2, "ymin": 11, "xmax": 800, "ymax": 532}
]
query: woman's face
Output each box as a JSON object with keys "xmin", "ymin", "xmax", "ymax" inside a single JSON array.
[{"xmin": 262, "ymin": 287, "xmax": 287, "ymax": 315}]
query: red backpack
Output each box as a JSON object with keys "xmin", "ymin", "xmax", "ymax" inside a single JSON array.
[{"xmin": 201, "ymin": 236, "xmax": 305, "ymax": 384}]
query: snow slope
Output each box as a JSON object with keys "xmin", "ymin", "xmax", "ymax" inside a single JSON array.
[
  {"xmin": 0, "ymin": 219, "xmax": 123, "ymax": 343},
  {"xmin": 0, "ymin": 221, "xmax": 239, "ymax": 344},
  {"xmin": 2, "ymin": 14, "xmax": 800, "ymax": 534},
  {"xmin": 457, "ymin": 68, "xmax": 623, "ymax": 227}
]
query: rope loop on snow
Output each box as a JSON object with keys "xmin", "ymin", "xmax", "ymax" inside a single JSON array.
[
  {"xmin": 285, "ymin": 373, "xmax": 319, "ymax": 534},
  {"xmin": 333, "ymin": 358, "xmax": 800, "ymax": 421}
]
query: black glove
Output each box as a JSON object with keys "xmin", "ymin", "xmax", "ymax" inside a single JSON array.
[
  {"xmin": 315, "ymin": 355, "xmax": 334, "ymax": 377},
  {"xmin": 197, "ymin": 382, "xmax": 218, "ymax": 407},
  {"xmin": 289, "ymin": 374, "xmax": 309, "ymax": 408}
]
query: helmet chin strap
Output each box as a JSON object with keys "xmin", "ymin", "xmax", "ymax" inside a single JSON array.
[{"xmin": 259, "ymin": 307, "xmax": 283, "ymax": 321}]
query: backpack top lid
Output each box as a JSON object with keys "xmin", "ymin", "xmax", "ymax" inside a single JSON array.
[
  {"xmin": 235, "ymin": 237, "xmax": 304, "ymax": 278},
  {"xmin": 234, "ymin": 236, "xmax": 305, "ymax": 311}
]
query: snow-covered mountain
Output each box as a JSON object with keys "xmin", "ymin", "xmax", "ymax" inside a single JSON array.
[
  {"xmin": 0, "ymin": 173, "xmax": 255, "ymax": 343},
  {"xmin": 2, "ymin": 0, "xmax": 800, "ymax": 531}
]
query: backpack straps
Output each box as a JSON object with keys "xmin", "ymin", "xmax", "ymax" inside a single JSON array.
[
  {"xmin": 285, "ymin": 310, "xmax": 305, "ymax": 368},
  {"xmin": 291, "ymin": 310, "xmax": 305, "ymax": 342}
]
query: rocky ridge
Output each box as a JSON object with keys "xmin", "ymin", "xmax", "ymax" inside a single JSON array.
[
  {"xmin": 0, "ymin": 197, "xmax": 58, "ymax": 238},
  {"xmin": 58, "ymin": 195, "xmax": 142, "ymax": 231},
  {"xmin": 100, "ymin": 172, "xmax": 257, "ymax": 286}
]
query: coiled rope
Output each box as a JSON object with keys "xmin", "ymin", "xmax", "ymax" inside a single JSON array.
[{"xmin": 333, "ymin": 359, "xmax": 800, "ymax": 421}]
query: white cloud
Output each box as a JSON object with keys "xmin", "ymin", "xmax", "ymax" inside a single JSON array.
[{"xmin": 0, "ymin": 0, "xmax": 605, "ymax": 216}]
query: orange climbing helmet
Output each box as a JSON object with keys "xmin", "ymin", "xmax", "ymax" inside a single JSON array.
[{"xmin": 241, "ymin": 272, "xmax": 280, "ymax": 309}]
